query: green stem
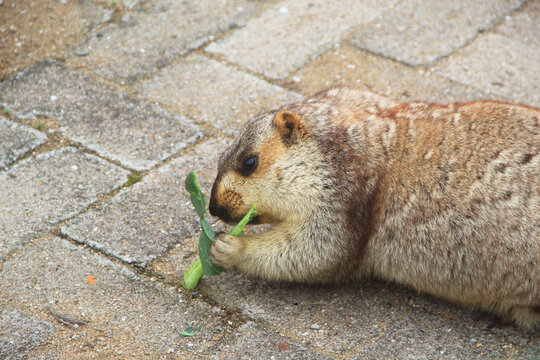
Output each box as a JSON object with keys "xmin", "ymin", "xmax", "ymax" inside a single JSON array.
[
  {"xmin": 183, "ymin": 258, "xmax": 202, "ymax": 289},
  {"xmin": 229, "ymin": 202, "xmax": 258, "ymax": 236}
]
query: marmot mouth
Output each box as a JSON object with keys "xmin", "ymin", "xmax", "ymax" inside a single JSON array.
[
  {"xmin": 223, "ymin": 213, "xmax": 261, "ymax": 226},
  {"xmin": 246, "ymin": 214, "xmax": 261, "ymax": 225},
  {"xmin": 209, "ymin": 202, "xmax": 261, "ymax": 226},
  {"xmin": 233, "ymin": 213, "xmax": 262, "ymax": 225}
]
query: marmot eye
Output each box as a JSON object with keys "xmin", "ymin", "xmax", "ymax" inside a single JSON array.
[{"xmin": 241, "ymin": 155, "xmax": 258, "ymax": 176}]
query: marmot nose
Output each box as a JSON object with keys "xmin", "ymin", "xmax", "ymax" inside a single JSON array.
[
  {"xmin": 209, "ymin": 202, "xmax": 226, "ymax": 219},
  {"xmin": 209, "ymin": 180, "xmax": 229, "ymax": 220}
]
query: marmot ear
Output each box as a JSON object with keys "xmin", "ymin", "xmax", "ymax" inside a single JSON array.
[{"xmin": 274, "ymin": 110, "xmax": 306, "ymax": 146}]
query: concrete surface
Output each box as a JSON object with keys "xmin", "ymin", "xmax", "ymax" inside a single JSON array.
[
  {"xmin": 206, "ymin": 0, "xmax": 400, "ymax": 79},
  {"xmin": 0, "ymin": 147, "xmax": 128, "ymax": 260},
  {"xmin": 0, "ymin": 0, "xmax": 538, "ymax": 359},
  {"xmin": 0, "ymin": 307, "xmax": 54, "ymax": 359},
  {"xmin": 0, "ymin": 116, "xmax": 47, "ymax": 169},
  {"xmin": 72, "ymin": 0, "xmax": 261, "ymax": 84},
  {"xmin": 135, "ymin": 54, "xmax": 300, "ymax": 135},
  {"xmin": 0, "ymin": 61, "xmax": 202, "ymax": 170},
  {"xmin": 351, "ymin": 0, "xmax": 524, "ymax": 66}
]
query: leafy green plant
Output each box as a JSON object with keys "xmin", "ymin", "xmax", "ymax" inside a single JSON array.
[{"xmin": 183, "ymin": 172, "xmax": 257, "ymax": 289}]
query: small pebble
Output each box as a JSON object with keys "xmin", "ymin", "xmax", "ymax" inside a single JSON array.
[
  {"xmin": 121, "ymin": 14, "xmax": 134, "ymax": 24},
  {"xmin": 310, "ymin": 324, "xmax": 320, "ymax": 330}
]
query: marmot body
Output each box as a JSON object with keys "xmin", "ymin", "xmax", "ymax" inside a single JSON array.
[{"xmin": 208, "ymin": 87, "xmax": 539, "ymax": 329}]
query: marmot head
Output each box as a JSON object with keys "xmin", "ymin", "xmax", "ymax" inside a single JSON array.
[{"xmin": 209, "ymin": 108, "xmax": 329, "ymax": 225}]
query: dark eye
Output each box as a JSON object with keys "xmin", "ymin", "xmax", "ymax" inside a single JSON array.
[{"xmin": 240, "ymin": 155, "xmax": 258, "ymax": 176}]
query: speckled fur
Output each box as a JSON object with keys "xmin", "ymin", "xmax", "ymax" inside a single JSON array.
[{"xmin": 209, "ymin": 87, "xmax": 540, "ymax": 329}]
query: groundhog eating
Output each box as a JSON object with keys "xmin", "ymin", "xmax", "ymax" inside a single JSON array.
[{"xmin": 208, "ymin": 87, "xmax": 539, "ymax": 329}]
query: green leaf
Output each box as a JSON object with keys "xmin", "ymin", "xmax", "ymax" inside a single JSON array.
[
  {"xmin": 199, "ymin": 227, "xmax": 223, "ymax": 275},
  {"xmin": 201, "ymin": 219, "xmax": 216, "ymax": 239},
  {"xmin": 181, "ymin": 326, "xmax": 199, "ymax": 337},
  {"xmin": 185, "ymin": 172, "xmax": 206, "ymax": 219}
]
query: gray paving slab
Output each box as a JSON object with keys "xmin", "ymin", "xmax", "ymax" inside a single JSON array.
[
  {"xmin": 0, "ymin": 116, "xmax": 47, "ymax": 169},
  {"xmin": 0, "ymin": 147, "xmax": 129, "ymax": 260},
  {"xmin": 135, "ymin": 54, "xmax": 301, "ymax": 135},
  {"xmin": 286, "ymin": 45, "xmax": 490, "ymax": 103},
  {"xmin": 204, "ymin": 321, "xmax": 332, "ymax": 360},
  {"xmin": 351, "ymin": 306, "xmax": 538, "ymax": 359},
  {"xmin": 162, "ymin": 266, "xmax": 406, "ymax": 354},
  {"xmin": 199, "ymin": 275, "xmax": 535, "ymax": 356},
  {"xmin": 61, "ymin": 138, "xmax": 231, "ymax": 267},
  {"xmin": 494, "ymin": 0, "xmax": 540, "ymax": 47},
  {"xmin": 214, "ymin": 277, "xmax": 538, "ymax": 357},
  {"xmin": 75, "ymin": 0, "xmax": 260, "ymax": 84},
  {"xmin": 0, "ymin": 60, "xmax": 202, "ymax": 170},
  {"xmin": 0, "ymin": 237, "xmax": 226, "ymax": 359},
  {"xmin": 435, "ymin": 32, "xmax": 540, "ymax": 107},
  {"xmin": 351, "ymin": 0, "xmax": 524, "ymax": 66},
  {"xmin": 0, "ymin": 307, "xmax": 54, "ymax": 360},
  {"xmin": 206, "ymin": 0, "xmax": 399, "ymax": 79}
]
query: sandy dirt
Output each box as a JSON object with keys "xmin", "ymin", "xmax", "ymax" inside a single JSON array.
[{"xmin": 0, "ymin": 0, "xmax": 113, "ymax": 80}]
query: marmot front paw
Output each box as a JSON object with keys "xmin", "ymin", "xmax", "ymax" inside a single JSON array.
[{"xmin": 210, "ymin": 232, "xmax": 245, "ymax": 268}]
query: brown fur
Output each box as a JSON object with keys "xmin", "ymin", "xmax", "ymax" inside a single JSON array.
[{"xmin": 208, "ymin": 87, "xmax": 540, "ymax": 329}]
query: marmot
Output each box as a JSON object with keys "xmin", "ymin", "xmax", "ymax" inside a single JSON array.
[{"xmin": 208, "ymin": 87, "xmax": 539, "ymax": 329}]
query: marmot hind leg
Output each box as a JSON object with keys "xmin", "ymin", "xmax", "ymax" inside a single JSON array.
[{"xmin": 498, "ymin": 304, "xmax": 540, "ymax": 331}]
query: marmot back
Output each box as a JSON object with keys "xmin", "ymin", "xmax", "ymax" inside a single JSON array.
[{"xmin": 208, "ymin": 87, "xmax": 540, "ymax": 329}]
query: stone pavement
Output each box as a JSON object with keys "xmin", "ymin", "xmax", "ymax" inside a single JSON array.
[{"xmin": 0, "ymin": 0, "xmax": 539, "ymax": 358}]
